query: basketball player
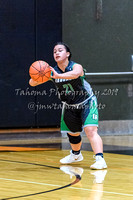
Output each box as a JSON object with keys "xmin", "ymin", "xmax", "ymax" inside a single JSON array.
[{"xmin": 29, "ymin": 42, "xmax": 107, "ymax": 169}]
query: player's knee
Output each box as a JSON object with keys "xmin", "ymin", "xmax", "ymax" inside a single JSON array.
[
  {"xmin": 87, "ymin": 131, "xmax": 97, "ymax": 138},
  {"xmin": 67, "ymin": 133, "xmax": 81, "ymax": 144},
  {"xmin": 84, "ymin": 126, "xmax": 98, "ymax": 138}
]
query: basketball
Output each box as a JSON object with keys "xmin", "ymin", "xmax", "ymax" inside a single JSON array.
[{"xmin": 29, "ymin": 60, "xmax": 51, "ymax": 82}]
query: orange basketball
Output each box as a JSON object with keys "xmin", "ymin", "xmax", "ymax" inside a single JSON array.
[{"xmin": 29, "ymin": 60, "xmax": 51, "ymax": 83}]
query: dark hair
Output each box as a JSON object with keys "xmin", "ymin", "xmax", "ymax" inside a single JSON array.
[{"xmin": 54, "ymin": 42, "xmax": 72, "ymax": 60}]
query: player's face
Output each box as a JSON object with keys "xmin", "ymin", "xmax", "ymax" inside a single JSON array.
[{"xmin": 53, "ymin": 45, "xmax": 69, "ymax": 63}]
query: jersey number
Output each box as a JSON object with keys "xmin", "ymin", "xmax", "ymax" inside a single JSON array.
[{"xmin": 63, "ymin": 83, "xmax": 74, "ymax": 94}]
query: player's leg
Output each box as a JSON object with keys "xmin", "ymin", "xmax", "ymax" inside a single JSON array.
[
  {"xmin": 84, "ymin": 126, "xmax": 103, "ymax": 154},
  {"xmin": 83, "ymin": 98, "xmax": 107, "ymax": 169},
  {"xmin": 60, "ymin": 106, "xmax": 83, "ymax": 164},
  {"xmin": 60, "ymin": 132, "xmax": 83, "ymax": 164},
  {"xmin": 84, "ymin": 126, "xmax": 107, "ymax": 169}
]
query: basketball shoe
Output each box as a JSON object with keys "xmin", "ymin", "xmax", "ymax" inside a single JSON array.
[
  {"xmin": 60, "ymin": 151, "xmax": 83, "ymax": 164},
  {"xmin": 90, "ymin": 155, "xmax": 107, "ymax": 170}
]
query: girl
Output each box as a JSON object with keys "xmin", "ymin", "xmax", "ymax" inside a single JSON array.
[{"xmin": 29, "ymin": 42, "xmax": 107, "ymax": 169}]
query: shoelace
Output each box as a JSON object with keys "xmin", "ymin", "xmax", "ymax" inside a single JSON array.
[{"xmin": 93, "ymin": 155, "xmax": 102, "ymax": 162}]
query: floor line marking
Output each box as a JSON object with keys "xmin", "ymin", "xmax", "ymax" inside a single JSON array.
[
  {"xmin": 0, "ymin": 178, "xmax": 60, "ymax": 187},
  {"xmin": 69, "ymin": 186, "xmax": 133, "ymax": 197},
  {"xmin": 0, "ymin": 177, "xmax": 133, "ymax": 197}
]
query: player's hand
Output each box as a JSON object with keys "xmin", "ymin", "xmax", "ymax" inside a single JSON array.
[{"xmin": 50, "ymin": 67, "xmax": 60, "ymax": 79}]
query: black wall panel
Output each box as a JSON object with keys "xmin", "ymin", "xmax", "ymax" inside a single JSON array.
[
  {"xmin": 35, "ymin": 0, "xmax": 62, "ymax": 127},
  {"xmin": 0, "ymin": 0, "xmax": 62, "ymax": 128},
  {"xmin": 0, "ymin": 0, "xmax": 36, "ymax": 127}
]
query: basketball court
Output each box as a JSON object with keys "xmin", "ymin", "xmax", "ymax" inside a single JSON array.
[{"xmin": 0, "ymin": 129, "xmax": 132, "ymax": 200}]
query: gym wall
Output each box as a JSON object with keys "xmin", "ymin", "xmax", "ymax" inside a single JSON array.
[
  {"xmin": 0, "ymin": 0, "xmax": 133, "ymax": 134},
  {"xmin": 62, "ymin": 0, "xmax": 133, "ymax": 134}
]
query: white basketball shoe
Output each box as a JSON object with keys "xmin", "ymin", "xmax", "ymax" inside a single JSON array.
[
  {"xmin": 60, "ymin": 151, "xmax": 83, "ymax": 164},
  {"xmin": 90, "ymin": 155, "xmax": 107, "ymax": 170}
]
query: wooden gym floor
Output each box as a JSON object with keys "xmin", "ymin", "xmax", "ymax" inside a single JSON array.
[{"xmin": 0, "ymin": 129, "xmax": 132, "ymax": 200}]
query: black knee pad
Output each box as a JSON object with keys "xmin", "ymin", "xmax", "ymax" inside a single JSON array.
[{"xmin": 67, "ymin": 133, "xmax": 81, "ymax": 144}]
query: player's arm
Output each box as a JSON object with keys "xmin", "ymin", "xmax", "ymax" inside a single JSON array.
[
  {"xmin": 29, "ymin": 79, "xmax": 43, "ymax": 87},
  {"xmin": 50, "ymin": 64, "xmax": 84, "ymax": 80}
]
